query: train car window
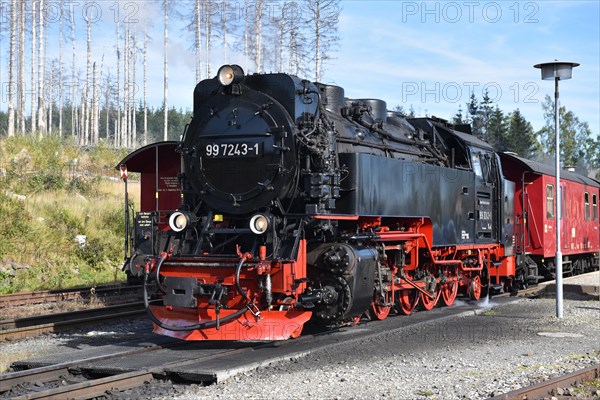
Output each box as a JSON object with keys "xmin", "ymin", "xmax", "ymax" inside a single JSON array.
[
  {"xmin": 593, "ymin": 194, "xmax": 598, "ymax": 221},
  {"xmin": 561, "ymin": 187, "xmax": 565, "ymax": 220},
  {"xmin": 471, "ymin": 152, "xmax": 482, "ymax": 178},
  {"xmin": 546, "ymin": 184, "xmax": 554, "ymax": 219},
  {"xmin": 584, "ymin": 192, "xmax": 590, "ymax": 221}
]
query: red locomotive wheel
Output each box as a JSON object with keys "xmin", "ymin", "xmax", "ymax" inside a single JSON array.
[
  {"xmin": 420, "ymin": 290, "xmax": 439, "ymax": 311},
  {"xmin": 395, "ymin": 289, "xmax": 420, "ymax": 315},
  {"xmin": 440, "ymin": 279, "xmax": 458, "ymax": 307},
  {"xmin": 469, "ymin": 275, "xmax": 482, "ymax": 300},
  {"xmin": 371, "ymin": 290, "xmax": 393, "ymax": 320}
]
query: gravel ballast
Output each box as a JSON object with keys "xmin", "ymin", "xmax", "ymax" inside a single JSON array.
[{"xmin": 171, "ymin": 297, "xmax": 600, "ymax": 400}]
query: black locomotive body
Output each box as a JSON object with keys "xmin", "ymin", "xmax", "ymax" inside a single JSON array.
[{"xmin": 119, "ymin": 65, "xmax": 518, "ymax": 340}]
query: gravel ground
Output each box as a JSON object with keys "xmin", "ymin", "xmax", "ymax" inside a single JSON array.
[
  {"xmin": 2, "ymin": 297, "xmax": 598, "ymax": 400},
  {"xmin": 170, "ymin": 297, "xmax": 600, "ymax": 400}
]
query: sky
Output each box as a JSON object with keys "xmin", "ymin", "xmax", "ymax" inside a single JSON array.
[{"xmin": 0, "ymin": 0, "xmax": 598, "ymax": 138}]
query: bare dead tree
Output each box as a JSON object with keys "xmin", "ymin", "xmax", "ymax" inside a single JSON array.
[
  {"xmin": 104, "ymin": 70, "xmax": 112, "ymax": 141},
  {"xmin": 70, "ymin": 2, "xmax": 77, "ymax": 138},
  {"xmin": 7, "ymin": 0, "xmax": 16, "ymax": 137},
  {"xmin": 204, "ymin": 0, "xmax": 212, "ymax": 78},
  {"xmin": 254, "ymin": 0, "xmax": 264, "ymax": 72},
  {"xmin": 123, "ymin": 20, "xmax": 130, "ymax": 147},
  {"xmin": 115, "ymin": 21, "xmax": 121, "ymax": 146},
  {"xmin": 92, "ymin": 61, "xmax": 99, "ymax": 144},
  {"xmin": 222, "ymin": 0, "xmax": 228, "ymax": 63},
  {"xmin": 132, "ymin": 28, "xmax": 137, "ymax": 146},
  {"xmin": 58, "ymin": 0, "xmax": 63, "ymax": 136},
  {"xmin": 82, "ymin": 13, "xmax": 92, "ymax": 145},
  {"xmin": 244, "ymin": 0, "xmax": 249, "ymax": 68},
  {"xmin": 31, "ymin": 0, "xmax": 37, "ymax": 134},
  {"xmin": 143, "ymin": 20, "xmax": 148, "ymax": 145},
  {"xmin": 163, "ymin": 0, "xmax": 169, "ymax": 141},
  {"xmin": 37, "ymin": 0, "xmax": 46, "ymax": 136},
  {"xmin": 304, "ymin": 0, "xmax": 340, "ymax": 81},
  {"xmin": 194, "ymin": 0, "xmax": 201, "ymax": 82},
  {"xmin": 48, "ymin": 60, "xmax": 54, "ymax": 134},
  {"xmin": 18, "ymin": 0, "xmax": 25, "ymax": 134}
]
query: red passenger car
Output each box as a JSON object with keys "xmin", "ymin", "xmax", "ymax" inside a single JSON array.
[{"xmin": 499, "ymin": 152, "xmax": 600, "ymax": 284}]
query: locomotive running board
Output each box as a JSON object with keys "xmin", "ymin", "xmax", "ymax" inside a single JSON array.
[{"xmin": 150, "ymin": 306, "xmax": 312, "ymax": 341}]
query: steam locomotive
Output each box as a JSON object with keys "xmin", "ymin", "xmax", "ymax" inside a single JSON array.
[{"xmin": 118, "ymin": 65, "xmax": 600, "ymax": 341}]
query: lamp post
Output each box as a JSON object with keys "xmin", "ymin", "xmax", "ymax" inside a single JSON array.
[{"xmin": 534, "ymin": 61, "xmax": 579, "ymax": 319}]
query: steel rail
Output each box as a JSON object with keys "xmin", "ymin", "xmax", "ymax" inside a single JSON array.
[
  {"xmin": 9, "ymin": 370, "xmax": 155, "ymax": 400},
  {"xmin": 0, "ymin": 302, "xmax": 148, "ymax": 341},
  {"xmin": 0, "ymin": 284, "xmax": 142, "ymax": 308},
  {"xmin": 488, "ymin": 364, "xmax": 600, "ymax": 400},
  {"xmin": 2, "ymin": 341, "xmax": 260, "ymax": 399},
  {"xmin": 0, "ymin": 338, "xmax": 181, "ymax": 393}
]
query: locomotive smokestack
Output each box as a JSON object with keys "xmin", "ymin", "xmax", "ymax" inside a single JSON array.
[
  {"xmin": 317, "ymin": 84, "xmax": 345, "ymax": 114},
  {"xmin": 357, "ymin": 99, "xmax": 387, "ymax": 124}
]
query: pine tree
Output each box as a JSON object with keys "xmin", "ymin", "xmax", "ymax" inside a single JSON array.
[
  {"xmin": 504, "ymin": 109, "xmax": 539, "ymax": 158},
  {"xmin": 452, "ymin": 105, "xmax": 465, "ymax": 125},
  {"xmin": 466, "ymin": 92, "xmax": 482, "ymax": 137},
  {"xmin": 480, "ymin": 89, "xmax": 494, "ymax": 141},
  {"xmin": 487, "ymin": 106, "xmax": 506, "ymax": 151}
]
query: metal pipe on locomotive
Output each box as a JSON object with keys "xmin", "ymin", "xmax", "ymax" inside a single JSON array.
[{"xmin": 116, "ymin": 65, "xmax": 595, "ymax": 341}]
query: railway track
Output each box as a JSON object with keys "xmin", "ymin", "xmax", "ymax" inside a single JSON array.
[
  {"xmin": 1, "ymin": 336, "xmax": 261, "ymax": 399},
  {"xmin": 0, "ymin": 302, "xmax": 148, "ymax": 342},
  {"xmin": 0, "ymin": 284, "xmax": 142, "ymax": 309},
  {"xmin": 3, "ymin": 296, "xmax": 597, "ymax": 399},
  {"xmin": 489, "ymin": 364, "xmax": 600, "ymax": 400},
  {"xmin": 1, "ymin": 339, "xmax": 174, "ymax": 399}
]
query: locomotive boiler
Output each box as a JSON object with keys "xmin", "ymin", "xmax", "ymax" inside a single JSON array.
[{"xmin": 119, "ymin": 65, "xmax": 519, "ymax": 340}]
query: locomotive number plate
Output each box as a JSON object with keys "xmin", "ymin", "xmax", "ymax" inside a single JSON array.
[{"xmin": 203, "ymin": 142, "xmax": 262, "ymax": 158}]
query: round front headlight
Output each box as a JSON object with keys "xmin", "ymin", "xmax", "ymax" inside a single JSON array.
[
  {"xmin": 249, "ymin": 214, "xmax": 269, "ymax": 235},
  {"xmin": 217, "ymin": 64, "xmax": 244, "ymax": 86},
  {"xmin": 169, "ymin": 212, "xmax": 189, "ymax": 232}
]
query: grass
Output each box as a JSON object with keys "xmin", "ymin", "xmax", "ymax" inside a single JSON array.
[{"xmin": 0, "ymin": 135, "xmax": 139, "ymax": 294}]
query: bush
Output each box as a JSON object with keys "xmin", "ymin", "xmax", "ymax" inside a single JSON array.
[
  {"xmin": 0, "ymin": 136, "xmax": 130, "ymax": 293},
  {"xmin": 29, "ymin": 170, "xmax": 65, "ymax": 192},
  {"xmin": 67, "ymin": 175, "xmax": 100, "ymax": 196},
  {"xmin": 76, "ymin": 238, "xmax": 106, "ymax": 269},
  {"xmin": 0, "ymin": 193, "xmax": 31, "ymax": 258}
]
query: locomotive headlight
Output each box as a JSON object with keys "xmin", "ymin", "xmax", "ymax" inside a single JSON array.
[
  {"xmin": 169, "ymin": 211, "xmax": 189, "ymax": 232},
  {"xmin": 217, "ymin": 64, "xmax": 244, "ymax": 86},
  {"xmin": 249, "ymin": 214, "xmax": 270, "ymax": 235}
]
